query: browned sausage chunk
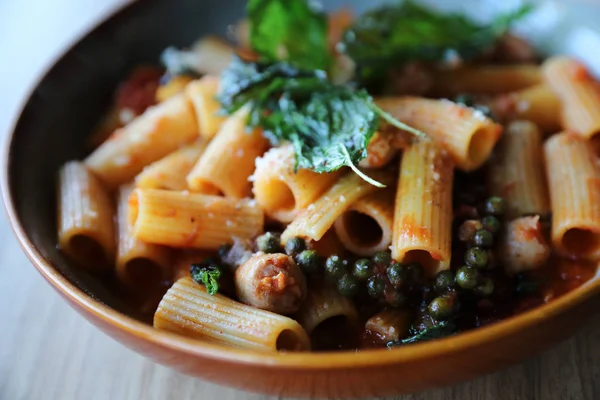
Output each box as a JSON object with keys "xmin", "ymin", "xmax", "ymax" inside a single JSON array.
[{"xmin": 235, "ymin": 253, "xmax": 307, "ymax": 314}]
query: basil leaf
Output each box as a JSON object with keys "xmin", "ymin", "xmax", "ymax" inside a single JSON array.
[
  {"xmin": 341, "ymin": 1, "xmax": 533, "ymax": 82},
  {"xmin": 219, "ymin": 57, "xmax": 426, "ymax": 186},
  {"xmin": 190, "ymin": 263, "xmax": 223, "ymax": 295},
  {"xmin": 386, "ymin": 321, "xmax": 458, "ymax": 347},
  {"xmin": 248, "ymin": 0, "xmax": 331, "ymax": 70}
]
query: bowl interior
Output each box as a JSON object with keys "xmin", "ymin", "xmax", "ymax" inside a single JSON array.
[{"xmin": 5, "ymin": 0, "xmax": 600, "ymax": 347}]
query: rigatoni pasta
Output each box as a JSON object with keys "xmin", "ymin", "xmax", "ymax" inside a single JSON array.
[
  {"xmin": 128, "ymin": 188, "xmax": 264, "ymax": 249},
  {"xmin": 488, "ymin": 120, "xmax": 550, "ymax": 219},
  {"xmin": 543, "ymin": 56, "xmax": 600, "ymax": 139},
  {"xmin": 57, "ymin": 161, "xmax": 115, "ymax": 270},
  {"xmin": 116, "ymin": 185, "xmax": 172, "ymax": 290},
  {"xmin": 252, "ymin": 145, "xmax": 341, "ymax": 223},
  {"xmin": 187, "ymin": 109, "xmax": 269, "ymax": 197},
  {"xmin": 430, "ymin": 64, "xmax": 542, "ymax": 96},
  {"xmin": 134, "ymin": 140, "xmax": 207, "ymax": 191},
  {"xmin": 392, "ymin": 141, "xmax": 453, "ymax": 277},
  {"xmin": 185, "ymin": 75, "xmax": 227, "ymax": 139},
  {"xmin": 544, "ymin": 133, "xmax": 600, "ymax": 260},
  {"xmin": 376, "ymin": 96, "xmax": 502, "ymax": 171},
  {"xmin": 281, "ymin": 170, "xmax": 393, "ymax": 244},
  {"xmin": 489, "ymin": 84, "xmax": 561, "ymax": 134},
  {"xmin": 333, "ymin": 189, "xmax": 394, "ymax": 256},
  {"xmin": 155, "ymin": 277, "xmax": 310, "ymax": 351},
  {"xmin": 85, "ymin": 93, "xmax": 198, "ymax": 189},
  {"xmin": 295, "ymin": 283, "xmax": 358, "ymax": 335}
]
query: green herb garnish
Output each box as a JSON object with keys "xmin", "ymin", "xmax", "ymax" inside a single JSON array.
[
  {"xmin": 340, "ymin": 1, "xmax": 533, "ymax": 83},
  {"xmin": 386, "ymin": 320, "xmax": 458, "ymax": 347},
  {"xmin": 190, "ymin": 262, "xmax": 223, "ymax": 295},
  {"xmin": 219, "ymin": 57, "xmax": 425, "ymax": 186},
  {"xmin": 248, "ymin": 0, "xmax": 331, "ymax": 71}
]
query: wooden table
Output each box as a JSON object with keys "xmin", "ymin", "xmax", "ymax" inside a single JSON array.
[{"xmin": 1, "ymin": 1, "xmax": 600, "ymax": 399}]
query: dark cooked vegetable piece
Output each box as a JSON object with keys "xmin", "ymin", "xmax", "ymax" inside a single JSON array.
[
  {"xmin": 456, "ymin": 266, "xmax": 480, "ymax": 290},
  {"xmin": 353, "ymin": 259, "xmax": 374, "ymax": 280},
  {"xmin": 325, "ymin": 255, "xmax": 347, "ymax": 279},
  {"xmin": 464, "ymin": 247, "xmax": 489, "ymax": 269},
  {"xmin": 256, "ymin": 232, "xmax": 282, "ymax": 253},
  {"xmin": 338, "ymin": 274, "xmax": 360, "ymax": 297},
  {"xmin": 484, "ymin": 196, "xmax": 507, "ymax": 216},
  {"xmin": 367, "ymin": 276, "xmax": 386, "ymax": 298},
  {"xmin": 284, "ymin": 237, "xmax": 306, "ymax": 256},
  {"xmin": 295, "ymin": 249, "xmax": 320, "ymax": 274},
  {"xmin": 387, "ymin": 262, "xmax": 409, "ymax": 288}
]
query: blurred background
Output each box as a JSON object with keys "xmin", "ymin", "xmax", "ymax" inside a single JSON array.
[{"xmin": 1, "ymin": 1, "xmax": 600, "ymax": 399}]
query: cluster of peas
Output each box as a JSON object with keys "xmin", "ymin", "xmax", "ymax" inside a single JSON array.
[
  {"xmin": 425, "ymin": 196, "xmax": 507, "ymax": 321},
  {"xmin": 243, "ymin": 195, "xmax": 507, "ymax": 323}
]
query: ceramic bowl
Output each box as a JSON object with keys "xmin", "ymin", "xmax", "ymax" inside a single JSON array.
[{"xmin": 3, "ymin": 0, "xmax": 600, "ymax": 397}]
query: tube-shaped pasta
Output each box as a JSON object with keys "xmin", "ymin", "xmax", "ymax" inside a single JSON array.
[
  {"xmin": 544, "ymin": 133, "xmax": 600, "ymax": 260},
  {"xmin": 185, "ymin": 76, "xmax": 227, "ymax": 139},
  {"xmin": 172, "ymin": 250, "xmax": 212, "ymax": 281},
  {"xmin": 252, "ymin": 145, "xmax": 341, "ymax": 223},
  {"xmin": 155, "ymin": 75, "xmax": 195, "ymax": 103},
  {"xmin": 333, "ymin": 189, "xmax": 394, "ymax": 256},
  {"xmin": 376, "ymin": 97, "xmax": 502, "ymax": 171},
  {"xmin": 154, "ymin": 277, "xmax": 310, "ymax": 352},
  {"xmin": 187, "ymin": 109, "xmax": 269, "ymax": 198},
  {"xmin": 489, "ymin": 84, "xmax": 561, "ymax": 134},
  {"xmin": 134, "ymin": 140, "xmax": 207, "ymax": 191},
  {"xmin": 85, "ymin": 93, "xmax": 198, "ymax": 189},
  {"xmin": 57, "ymin": 161, "xmax": 115, "ymax": 270},
  {"xmin": 488, "ymin": 121, "xmax": 550, "ymax": 219},
  {"xmin": 281, "ymin": 170, "xmax": 393, "ymax": 244},
  {"xmin": 365, "ymin": 309, "xmax": 412, "ymax": 343},
  {"xmin": 392, "ymin": 141, "xmax": 453, "ymax": 277},
  {"xmin": 430, "ymin": 64, "xmax": 542, "ymax": 96},
  {"xmin": 543, "ymin": 56, "xmax": 600, "ymax": 139},
  {"xmin": 116, "ymin": 185, "xmax": 171, "ymax": 290},
  {"xmin": 129, "ymin": 188, "xmax": 264, "ymax": 250},
  {"xmin": 295, "ymin": 283, "xmax": 358, "ymax": 335}
]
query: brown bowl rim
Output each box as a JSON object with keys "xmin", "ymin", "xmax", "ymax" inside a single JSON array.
[{"xmin": 3, "ymin": 0, "xmax": 600, "ymax": 371}]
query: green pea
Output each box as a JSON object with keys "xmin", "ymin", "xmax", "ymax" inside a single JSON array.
[
  {"xmin": 387, "ymin": 262, "xmax": 408, "ymax": 287},
  {"xmin": 428, "ymin": 296, "xmax": 455, "ymax": 320},
  {"xmin": 464, "ymin": 247, "xmax": 489, "ymax": 269},
  {"xmin": 353, "ymin": 259, "xmax": 373, "ymax": 280},
  {"xmin": 255, "ymin": 232, "xmax": 281, "ymax": 254},
  {"xmin": 366, "ymin": 276, "xmax": 386, "ymax": 298},
  {"xmin": 386, "ymin": 289, "xmax": 407, "ymax": 308},
  {"xmin": 217, "ymin": 243, "xmax": 232, "ymax": 260},
  {"xmin": 295, "ymin": 250, "xmax": 320, "ymax": 274},
  {"xmin": 325, "ymin": 255, "xmax": 347, "ymax": 279},
  {"xmin": 482, "ymin": 215, "xmax": 501, "ymax": 233},
  {"xmin": 434, "ymin": 270, "xmax": 455, "ymax": 292},
  {"xmin": 372, "ymin": 251, "xmax": 392, "ymax": 266},
  {"xmin": 337, "ymin": 274, "xmax": 359, "ymax": 297},
  {"xmin": 407, "ymin": 263, "xmax": 425, "ymax": 284},
  {"xmin": 484, "ymin": 196, "xmax": 506, "ymax": 216},
  {"xmin": 456, "ymin": 266, "xmax": 480, "ymax": 290},
  {"xmin": 475, "ymin": 277, "xmax": 495, "ymax": 296},
  {"xmin": 472, "ymin": 229, "xmax": 494, "ymax": 248},
  {"xmin": 284, "ymin": 237, "xmax": 306, "ymax": 256}
]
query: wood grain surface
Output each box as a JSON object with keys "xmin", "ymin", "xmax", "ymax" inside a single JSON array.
[{"xmin": 1, "ymin": 0, "xmax": 600, "ymax": 399}]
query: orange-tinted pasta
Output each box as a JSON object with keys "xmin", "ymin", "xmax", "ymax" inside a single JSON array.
[
  {"xmin": 376, "ymin": 96, "xmax": 502, "ymax": 171},
  {"xmin": 543, "ymin": 56, "xmax": 600, "ymax": 139}
]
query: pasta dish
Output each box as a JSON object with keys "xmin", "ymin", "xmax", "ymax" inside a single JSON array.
[{"xmin": 56, "ymin": 0, "xmax": 600, "ymax": 352}]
